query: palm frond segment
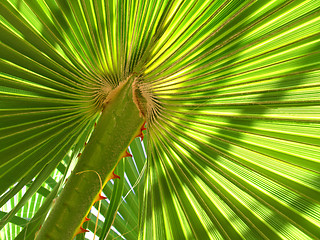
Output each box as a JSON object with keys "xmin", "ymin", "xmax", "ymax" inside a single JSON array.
[{"xmin": 139, "ymin": 1, "xmax": 320, "ymax": 239}]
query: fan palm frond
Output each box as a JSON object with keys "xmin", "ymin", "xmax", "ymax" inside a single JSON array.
[{"xmin": 1, "ymin": 0, "xmax": 319, "ymax": 239}]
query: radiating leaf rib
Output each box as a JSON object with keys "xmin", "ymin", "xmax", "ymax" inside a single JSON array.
[
  {"xmin": 0, "ymin": 211, "xmax": 28, "ymax": 228},
  {"xmin": 0, "ymin": 119, "xmax": 87, "ymax": 196},
  {"xmin": 14, "ymin": 179, "xmax": 61, "ymax": 240},
  {"xmin": 0, "ymin": 1, "xmax": 78, "ymax": 75}
]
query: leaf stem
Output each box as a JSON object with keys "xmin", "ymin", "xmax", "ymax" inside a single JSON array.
[{"xmin": 36, "ymin": 77, "xmax": 144, "ymax": 240}]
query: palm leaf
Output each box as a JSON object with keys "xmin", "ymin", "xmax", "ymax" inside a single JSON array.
[{"xmin": 1, "ymin": 0, "xmax": 319, "ymax": 239}]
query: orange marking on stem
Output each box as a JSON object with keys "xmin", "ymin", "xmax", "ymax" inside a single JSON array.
[
  {"xmin": 141, "ymin": 121, "xmax": 147, "ymax": 131},
  {"xmin": 94, "ymin": 193, "xmax": 107, "ymax": 203},
  {"xmin": 137, "ymin": 132, "xmax": 144, "ymax": 141},
  {"xmin": 123, "ymin": 150, "xmax": 132, "ymax": 158},
  {"xmin": 77, "ymin": 153, "xmax": 81, "ymax": 158},
  {"xmin": 74, "ymin": 226, "xmax": 89, "ymax": 236},
  {"xmin": 136, "ymin": 121, "xmax": 147, "ymax": 141},
  {"xmin": 111, "ymin": 171, "xmax": 120, "ymax": 180}
]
